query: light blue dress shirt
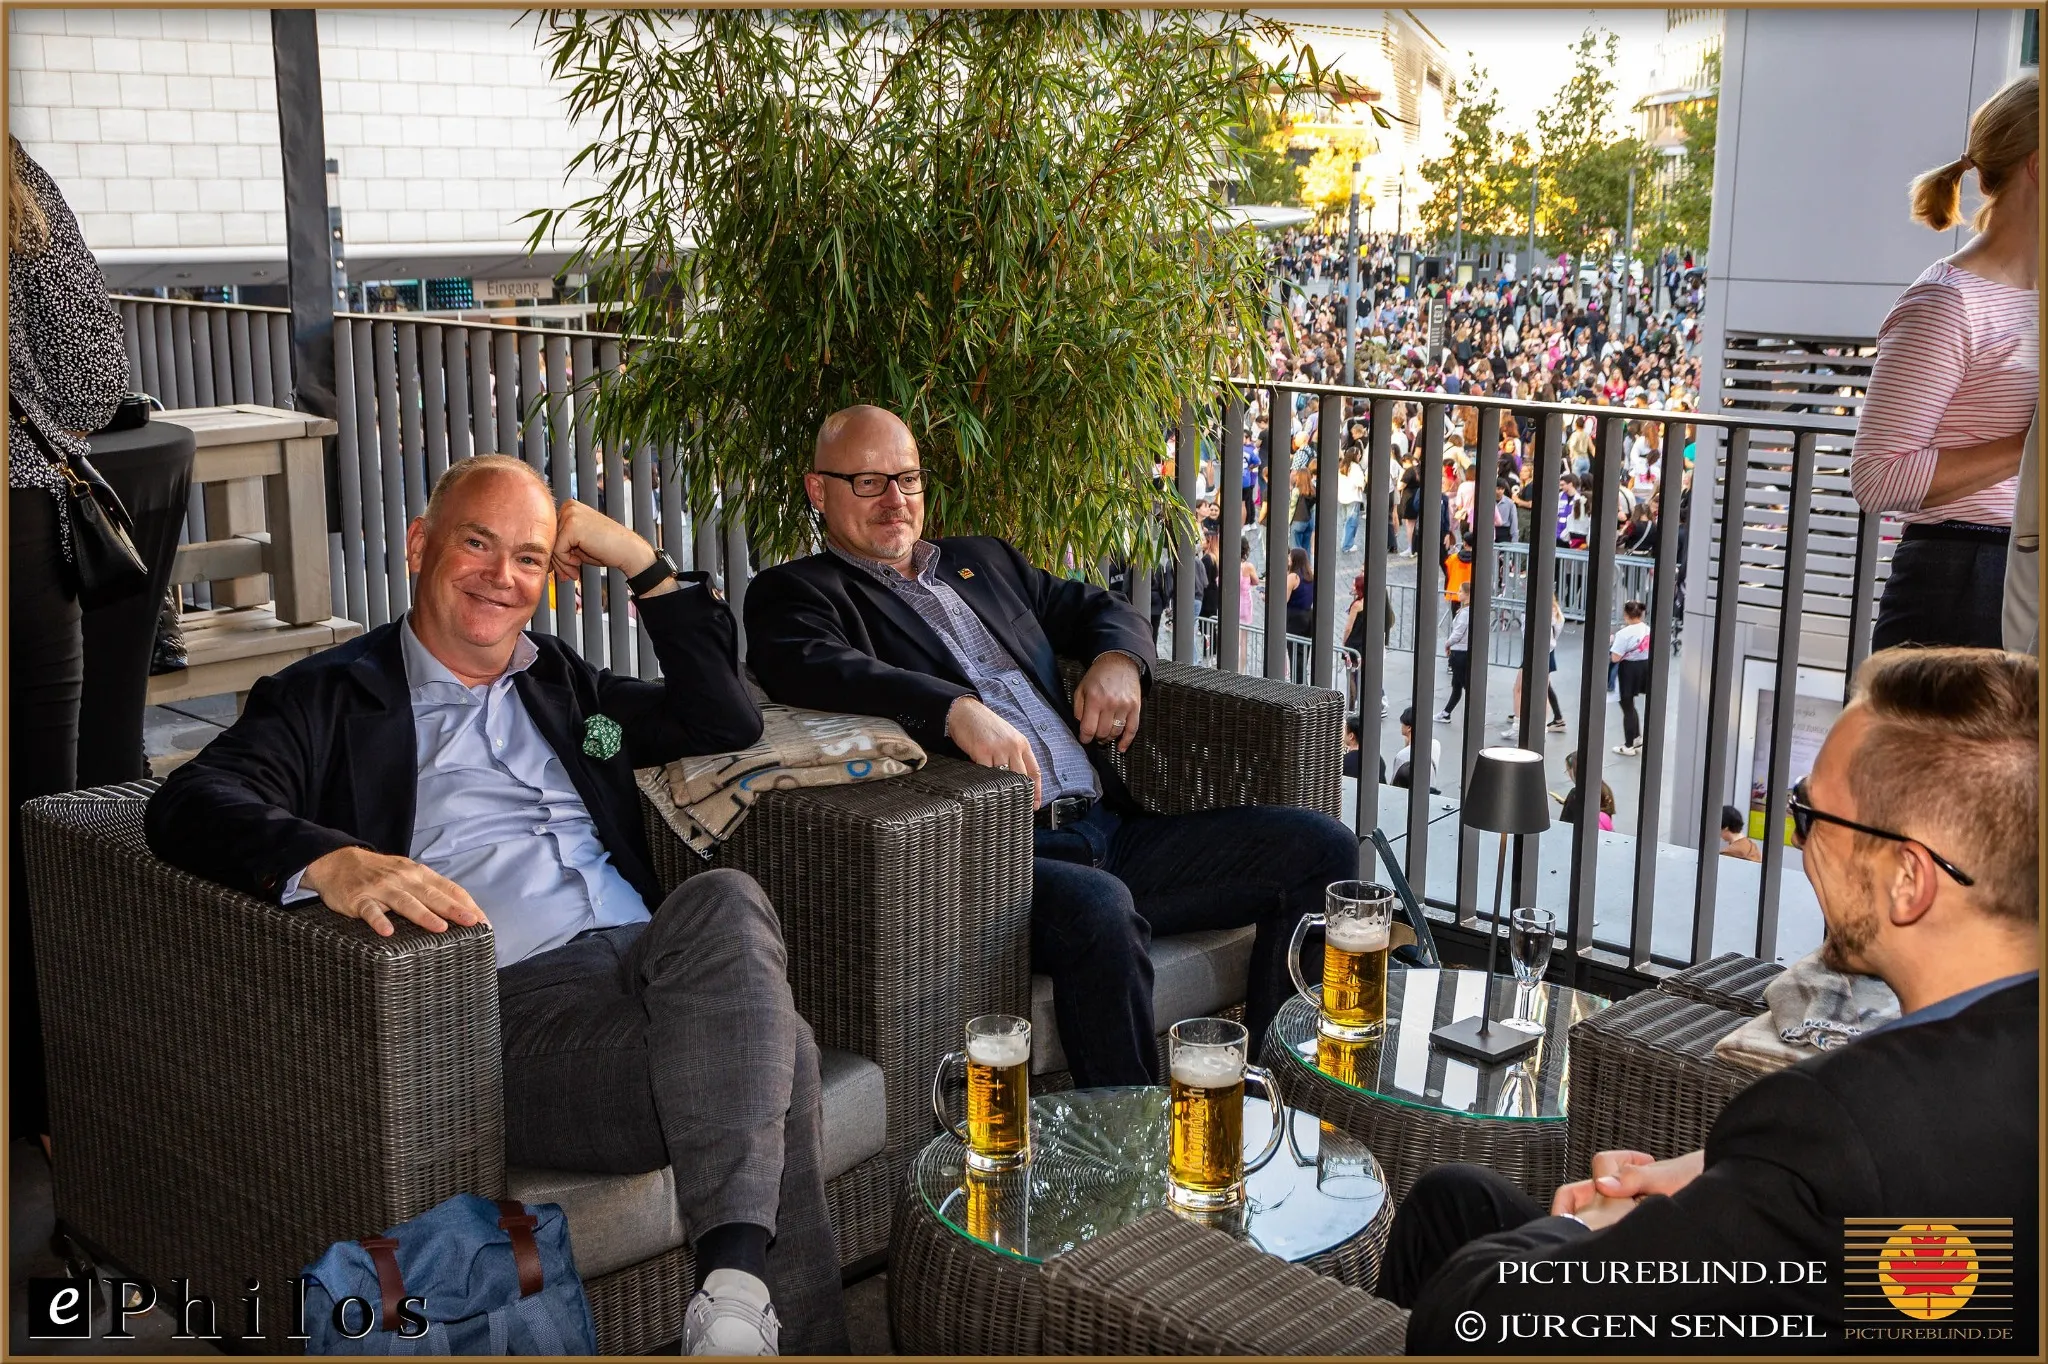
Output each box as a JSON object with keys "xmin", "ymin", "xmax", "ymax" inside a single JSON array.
[
  {"xmin": 282, "ymin": 616, "xmax": 649, "ymax": 968},
  {"xmin": 829, "ymin": 539, "xmax": 1102, "ymax": 804}
]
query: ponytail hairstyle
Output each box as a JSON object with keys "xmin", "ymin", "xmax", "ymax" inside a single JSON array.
[
  {"xmin": 7, "ymin": 136, "xmax": 51, "ymax": 258},
  {"xmin": 1909, "ymin": 72, "xmax": 2039, "ymax": 231}
]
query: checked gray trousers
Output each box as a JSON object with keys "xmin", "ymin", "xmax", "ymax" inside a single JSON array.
[{"xmin": 495, "ymin": 868, "xmax": 848, "ymax": 1353}]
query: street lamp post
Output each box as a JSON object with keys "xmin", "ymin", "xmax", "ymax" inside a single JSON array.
[
  {"xmin": 1395, "ymin": 169, "xmax": 1405, "ymax": 244},
  {"xmin": 1344, "ymin": 160, "xmax": 1362, "ymax": 386},
  {"xmin": 1452, "ymin": 180, "xmax": 1464, "ymax": 262},
  {"xmin": 1621, "ymin": 163, "xmax": 1638, "ymax": 336},
  {"xmin": 1526, "ymin": 165, "xmax": 1538, "ymax": 274}
]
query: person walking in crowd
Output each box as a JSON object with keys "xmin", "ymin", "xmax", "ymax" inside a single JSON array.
[
  {"xmin": 1337, "ymin": 445, "xmax": 1366, "ymax": 553},
  {"xmin": 1851, "ymin": 73, "xmax": 2038, "ymax": 651},
  {"xmin": 1385, "ymin": 648, "xmax": 2038, "ymax": 1357},
  {"xmin": 1437, "ymin": 582, "xmax": 1473, "ymax": 725},
  {"xmin": 8, "ymin": 136, "xmax": 133, "ymax": 1147},
  {"xmin": 1609, "ymin": 599, "xmax": 1653, "ymax": 755},
  {"xmin": 745, "ymin": 406, "xmax": 1357, "ymax": 1090},
  {"xmin": 1284, "ymin": 545, "xmax": 1316, "ymax": 638}
]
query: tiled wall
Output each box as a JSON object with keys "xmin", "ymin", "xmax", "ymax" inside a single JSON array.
[{"xmin": 7, "ymin": 7, "xmax": 600, "ymax": 252}]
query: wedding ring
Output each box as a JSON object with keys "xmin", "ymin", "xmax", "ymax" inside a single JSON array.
[
  {"xmin": 1111, "ymin": 719, "xmax": 1127, "ymax": 731},
  {"xmin": 996, "ymin": 762, "xmax": 1011, "ymax": 771}
]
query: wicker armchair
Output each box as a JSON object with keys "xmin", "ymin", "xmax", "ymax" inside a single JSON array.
[
  {"xmin": 1564, "ymin": 988, "xmax": 1759, "ymax": 1180},
  {"xmin": 1040, "ymin": 1210, "xmax": 1409, "ymax": 1355},
  {"xmin": 22, "ymin": 776, "xmax": 966, "ymax": 1354}
]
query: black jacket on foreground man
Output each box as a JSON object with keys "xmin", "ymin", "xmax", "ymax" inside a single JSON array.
[
  {"xmin": 742, "ymin": 534, "xmax": 1155, "ymax": 807},
  {"xmin": 145, "ymin": 581, "xmax": 759, "ymax": 908},
  {"xmin": 1409, "ymin": 976, "xmax": 2038, "ymax": 1354}
]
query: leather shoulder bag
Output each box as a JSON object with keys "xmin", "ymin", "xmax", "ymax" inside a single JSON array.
[{"xmin": 9, "ymin": 393, "xmax": 148, "ymax": 609}]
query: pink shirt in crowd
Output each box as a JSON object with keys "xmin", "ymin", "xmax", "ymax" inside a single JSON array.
[{"xmin": 1850, "ymin": 260, "xmax": 2037, "ymax": 527}]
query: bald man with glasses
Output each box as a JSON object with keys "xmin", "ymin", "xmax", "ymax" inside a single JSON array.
[{"xmin": 744, "ymin": 405, "xmax": 1358, "ymax": 1087}]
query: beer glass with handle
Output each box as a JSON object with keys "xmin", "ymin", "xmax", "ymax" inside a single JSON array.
[
  {"xmin": 932, "ymin": 1014, "xmax": 1032, "ymax": 1171},
  {"xmin": 1287, "ymin": 881, "xmax": 1396, "ymax": 1040},
  {"xmin": 1167, "ymin": 1017, "xmax": 1287, "ymax": 1209}
]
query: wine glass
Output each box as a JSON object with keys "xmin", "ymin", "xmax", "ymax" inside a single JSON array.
[{"xmin": 1505, "ymin": 907, "xmax": 1555, "ymax": 1033}]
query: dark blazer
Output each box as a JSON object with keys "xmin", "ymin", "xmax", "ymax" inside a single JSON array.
[
  {"xmin": 743, "ymin": 536, "xmax": 1155, "ymax": 807},
  {"xmin": 1409, "ymin": 977, "xmax": 2040, "ymax": 1355},
  {"xmin": 145, "ymin": 578, "xmax": 762, "ymax": 912}
]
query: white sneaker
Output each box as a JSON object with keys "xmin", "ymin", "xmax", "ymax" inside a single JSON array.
[
  {"xmin": 684, "ymin": 1269, "xmax": 780, "ymax": 1356},
  {"xmin": 1435, "ymin": 712, "xmax": 1453, "ymax": 725},
  {"xmin": 1500, "ymin": 722, "xmax": 1517, "ymax": 739},
  {"xmin": 1612, "ymin": 742, "xmax": 1640, "ymax": 756}
]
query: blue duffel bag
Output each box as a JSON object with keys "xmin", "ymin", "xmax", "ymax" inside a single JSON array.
[{"xmin": 301, "ymin": 1193, "xmax": 597, "ymax": 1355}]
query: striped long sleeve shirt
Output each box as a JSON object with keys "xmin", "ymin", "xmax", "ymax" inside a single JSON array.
[{"xmin": 1849, "ymin": 261, "xmax": 2037, "ymax": 526}]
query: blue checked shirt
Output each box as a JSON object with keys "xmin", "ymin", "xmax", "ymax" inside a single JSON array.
[{"xmin": 830, "ymin": 540, "xmax": 1101, "ymax": 806}]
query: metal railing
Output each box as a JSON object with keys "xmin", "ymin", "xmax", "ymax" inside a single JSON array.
[
  {"xmin": 121, "ymin": 294, "xmax": 1876, "ymax": 981},
  {"xmin": 1165, "ymin": 381, "xmax": 1876, "ymax": 980}
]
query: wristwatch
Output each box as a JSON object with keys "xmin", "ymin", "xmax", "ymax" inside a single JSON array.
[{"xmin": 626, "ymin": 550, "xmax": 681, "ymax": 600}]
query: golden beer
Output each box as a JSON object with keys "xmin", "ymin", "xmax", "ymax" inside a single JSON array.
[
  {"xmin": 1320, "ymin": 918, "xmax": 1390, "ymax": 1039},
  {"xmin": 1168, "ymin": 1049, "xmax": 1246, "ymax": 1202},
  {"xmin": 963, "ymin": 1031, "xmax": 1031, "ymax": 1170}
]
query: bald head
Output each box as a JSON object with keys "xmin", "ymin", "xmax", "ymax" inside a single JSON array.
[
  {"xmin": 805, "ymin": 405, "xmax": 926, "ymax": 573},
  {"xmin": 814, "ymin": 404, "xmax": 915, "ymax": 471}
]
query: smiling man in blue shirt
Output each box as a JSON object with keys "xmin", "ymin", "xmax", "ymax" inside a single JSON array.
[{"xmin": 149, "ymin": 455, "xmax": 842, "ymax": 1355}]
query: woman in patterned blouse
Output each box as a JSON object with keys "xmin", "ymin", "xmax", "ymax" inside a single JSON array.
[{"xmin": 8, "ymin": 135, "xmax": 129, "ymax": 1143}]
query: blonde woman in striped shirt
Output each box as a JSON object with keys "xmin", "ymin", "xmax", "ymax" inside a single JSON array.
[{"xmin": 1851, "ymin": 73, "xmax": 2037, "ymax": 651}]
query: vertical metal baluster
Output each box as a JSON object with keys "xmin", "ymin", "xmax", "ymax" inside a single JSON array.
[
  {"xmin": 135, "ymin": 303, "xmax": 160, "ymax": 402},
  {"xmin": 373, "ymin": 321, "xmax": 407, "ymax": 619},
  {"xmin": 1217, "ymin": 398, "xmax": 1246, "ymax": 673},
  {"xmin": 331, "ymin": 317, "xmax": 369, "ymax": 625},
  {"xmin": 120, "ymin": 300, "xmax": 142, "ymax": 396},
  {"xmin": 228, "ymin": 308, "xmax": 254, "ymax": 405},
  {"xmin": 519, "ymin": 330, "xmax": 550, "ymax": 635},
  {"xmin": 1355, "ymin": 395, "xmax": 1393, "ymax": 831},
  {"xmin": 545, "ymin": 334, "xmax": 576, "ymax": 641},
  {"xmin": 1172, "ymin": 401, "xmax": 1198, "ymax": 665},
  {"xmin": 1756, "ymin": 431, "xmax": 1817, "ymax": 962},
  {"xmin": 1691, "ymin": 426, "xmax": 1752, "ymax": 963},
  {"xmin": 210, "ymin": 307, "xmax": 233, "ymax": 403},
  {"xmin": 267, "ymin": 314, "xmax": 294, "ymax": 410},
  {"xmin": 1845, "ymin": 502, "xmax": 1881, "ymax": 682},
  {"xmin": 1311, "ymin": 393, "xmax": 1342, "ymax": 689},
  {"xmin": 1455, "ymin": 406, "xmax": 1502, "ymax": 922},
  {"xmin": 1263, "ymin": 389, "xmax": 1292, "ymax": 680},
  {"xmin": 422, "ymin": 323, "xmax": 449, "ymax": 491},
  {"xmin": 397, "ymin": 323, "xmax": 426, "ymax": 523},
  {"xmin": 157, "ymin": 305, "xmax": 180, "ymax": 406},
  {"xmin": 445, "ymin": 327, "xmax": 472, "ymax": 464},
  {"xmin": 1628, "ymin": 416, "xmax": 1690, "ymax": 968},
  {"xmin": 572, "ymin": 336, "xmax": 610, "ymax": 664},
  {"xmin": 1566, "ymin": 414, "xmax": 1625, "ymax": 966},
  {"xmin": 353, "ymin": 320, "xmax": 389, "ymax": 626},
  {"xmin": 1408, "ymin": 401, "xmax": 1446, "ymax": 914},
  {"xmin": 1512, "ymin": 410, "xmax": 1562, "ymax": 908},
  {"xmin": 189, "ymin": 308, "xmax": 216, "ymax": 407}
]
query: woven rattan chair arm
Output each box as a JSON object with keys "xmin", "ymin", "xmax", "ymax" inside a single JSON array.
[
  {"xmin": 896, "ymin": 756, "xmax": 1035, "ymax": 1021},
  {"xmin": 1041, "ymin": 1209, "xmax": 1409, "ymax": 1355}
]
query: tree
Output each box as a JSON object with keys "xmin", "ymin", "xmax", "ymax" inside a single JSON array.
[
  {"xmin": 531, "ymin": 11, "xmax": 1350, "ymax": 571},
  {"xmin": 1647, "ymin": 48, "xmax": 1719, "ymax": 258},
  {"xmin": 1298, "ymin": 127, "xmax": 1378, "ymax": 219},
  {"xmin": 1417, "ymin": 65, "xmax": 1529, "ymax": 250},
  {"xmin": 1533, "ymin": 30, "xmax": 1644, "ymax": 263}
]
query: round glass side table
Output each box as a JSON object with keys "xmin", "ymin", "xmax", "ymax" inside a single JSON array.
[
  {"xmin": 887, "ymin": 1085, "xmax": 1393, "ymax": 1356},
  {"xmin": 1265, "ymin": 967, "xmax": 1610, "ymax": 1203}
]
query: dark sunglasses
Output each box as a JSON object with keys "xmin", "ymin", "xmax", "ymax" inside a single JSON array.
[
  {"xmin": 1787, "ymin": 777, "xmax": 1975, "ymax": 887},
  {"xmin": 816, "ymin": 469, "xmax": 927, "ymax": 498}
]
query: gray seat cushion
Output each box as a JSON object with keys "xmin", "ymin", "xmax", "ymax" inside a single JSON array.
[
  {"xmin": 507, "ymin": 1046, "xmax": 886, "ymax": 1280},
  {"xmin": 1029, "ymin": 928, "xmax": 1256, "ymax": 1076}
]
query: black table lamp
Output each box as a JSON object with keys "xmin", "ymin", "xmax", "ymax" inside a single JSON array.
[{"xmin": 1432, "ymin": 747, "xmax": 1552, "ymax": 1064}]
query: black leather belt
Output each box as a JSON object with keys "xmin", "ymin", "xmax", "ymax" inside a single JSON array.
[
  {"xmin": 1902, "ymin": 520, "xmax": 2011, "ymax": 546},
  {"xmin": 1035, "ymin": 795, "xmax": 1095, "ymax": 830}
]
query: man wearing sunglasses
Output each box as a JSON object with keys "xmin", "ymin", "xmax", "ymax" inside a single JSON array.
[
  {"xmin": 746, "ymin": 405, "xmax": 1358, "ymax": 1088},
  {"xmin": 1386, "ymin": 646, "xmax": 2037, "ymax": 1353}
]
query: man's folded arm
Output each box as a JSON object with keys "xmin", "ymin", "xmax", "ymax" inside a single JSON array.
[
  {"xmin": 599, "ymin": 573, "xmax": 765, "ymax": 766},
  {"xmin": 744, "ymin": 568, "xmax": 972, "ymax": 751},
  {"xmin": 143, "ymin": 674, "xmax": 372, "ymax": 902},
  {"xmin": 1407, "ymin": 1069, "xmax": 1869, "ymax": 1351},
  {"xmin": 993, "ymin": 539, "xmax": 1156, "ymax": 684}
]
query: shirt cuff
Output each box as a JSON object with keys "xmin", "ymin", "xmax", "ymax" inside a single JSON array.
[{"xmin": 279, "ymin": 868, "xmax": 320, "ymax": 905}]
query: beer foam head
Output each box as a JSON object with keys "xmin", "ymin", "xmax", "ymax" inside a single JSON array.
[
  {"xmin": 967, "ymin": 1031, "xmax": 1030, "ymax": 1068},
  {"xmin": 1327, "ymin": 918, "xmax": 1390, "ymax": 953},
  {"xmin": 1171, "ymin": 1045, "xmax": 1245, "ymax": 1089}
]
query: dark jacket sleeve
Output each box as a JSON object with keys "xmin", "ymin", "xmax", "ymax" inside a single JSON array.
[
  {"xmin": 143, "ymin": 673, "xmax": 371, "ymax": 902},
  {"xmin": 991, "ymin": 539, "xmax": 1156, "ymax": 684},
  {"xmin": 595, "ymin": 575, "xmax": 763, "ymax": 766},
  {"xmin": 744, "ymin": 563, "xmax": 972, "ymax": 752},
  {"xmin": 1406, "ymin": 1068, "xmax": 1869, "ymax": 1354}
]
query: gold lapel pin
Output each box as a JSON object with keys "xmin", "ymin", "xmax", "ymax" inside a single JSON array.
[{"xmin": 957, "ymin": 567, "xmax": 975, "ymax": 580}]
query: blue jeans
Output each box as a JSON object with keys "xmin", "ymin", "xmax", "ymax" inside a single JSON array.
[
  {"xmin": 1290, "ymin": 510, "xmax": 1316, "ymax": 554},
  {"xmin": 1032, "ymin": 801, "xmax": 1359, "ymax": 1087},
  {"xmin": 1341, "ymin": 501, "xmax": 1363, "ymax": 553}
]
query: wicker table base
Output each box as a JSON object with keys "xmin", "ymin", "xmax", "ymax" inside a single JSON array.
[{"xmin": 887, "ymin": 1087, "xmax": 1393, "ymax": 1355}]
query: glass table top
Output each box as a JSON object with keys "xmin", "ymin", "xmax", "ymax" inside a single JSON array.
[
  {"xmin": 1271, "ymin": 967, "xmax": 1611, "ymax": 1122},
  {"xmin": 913, "ymin": 1086, "xmax": 1388, "ymax": 1265}
]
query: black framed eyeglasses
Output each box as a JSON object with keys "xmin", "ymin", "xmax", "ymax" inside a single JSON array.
[
  {"xmin": 816, "ymin": 469, "xmax": 928, "ymax": 498},
  {"xmin": 1787, "ymin": 777, "xmax": 1975, "ymax": 886}
]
